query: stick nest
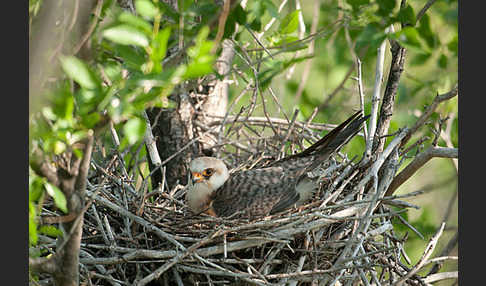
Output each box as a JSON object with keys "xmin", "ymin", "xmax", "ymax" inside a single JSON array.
[{"xmin": 44, "ymin": 113, "xmax": 435, "ymax": 286}]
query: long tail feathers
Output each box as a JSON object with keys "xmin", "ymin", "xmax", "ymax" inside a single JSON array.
[{"xmin": 271, "ymin": 111, "xmax": 370, "ymax": 167}]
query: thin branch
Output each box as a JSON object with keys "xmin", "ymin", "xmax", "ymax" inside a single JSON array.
[
  {"xmin": 427, "ymin": 231, "xmax": 458, "ymax": 275},
  {"xmin": 416, "ymin": 0, "xmax": 439, "ymax": 23},
  {"xmin": 73, "ymin": 0, "xmax": 104, "ymax": 55},
  {"xmin": 402, "ymin": 84, "xmax": 458, "ymax": 147},
  {"xmin": 211, "ymin": 0, "xmax": 231, "ymax": 54},
  {"xmin": 136, "ymin": 228, "xmax": 225, "ymax": 286},
  {"xmin": 394, "ymin": 222, "xmax": 446, "ymax": 286},
  {"xmin": 365, "ymin": 25, "xmax": 392, "ymax": 158},
  {"xmin": 385, "ymin": 146, "xmax": 458, "ymax": 196},
  {"xmin": 423, "ymin": 271, "xmax": 458, "ymax": 284},
  {"xmin": 142, "ymin": 110, "xmax": 163, "ymax": 181}
]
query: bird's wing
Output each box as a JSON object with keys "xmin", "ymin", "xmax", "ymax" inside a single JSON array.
[
  {"xmin": 211, "ymin": 167, "xmax": 301, "ymax": 218},
  {"xmin": 210, "ymin": 112, "xmax": 370, "ymax": 218}
]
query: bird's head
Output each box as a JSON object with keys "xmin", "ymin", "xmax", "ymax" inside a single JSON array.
[{"xmin": 189, "ymin": 157, "xmax": 229, "ymax": 192}]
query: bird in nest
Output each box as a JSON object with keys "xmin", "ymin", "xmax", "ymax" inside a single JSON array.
[{"xmin": 186, "ymin": 111, "xmax": 370, "ymax": 219}]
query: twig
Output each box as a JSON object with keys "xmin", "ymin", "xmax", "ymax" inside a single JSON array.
[
  {"xmin": 73, "ymin": 0, "xmax": 104, "ymax": 55},
  {"xmin": 394, "ymin": 222, "xmax": 446, "ymax": 285},
  {"xmin": 142, "ymin": 110, "xmax": 163, "ymax": 187},
  {"xmin": 373, "ymin": 26, "xmax": 407, "ymax": 154},
  {"xmin": 401, "ymin": 84, "xmax": 458, "ymax": 147},
  {"xmin": 211, "ymin": 0, "xmax": 231, "ymax": 54},
  {"xmin": 90, "ymin": 194, "xmax": 186, "ymax": 251},
  {"xmin": 136, "ymin": 228, "xmax": 224, "ymax": 286},
  {"xmin": 278, "ymin": 109, "xmax": 299, "ymax": 157},
  {"xmin": 364, "ymin": 25, "xmax": 391, "ymax": 160},
  {"xmin": 427, "ymin": 231, "xmax": 458, "ymax": 275},
  {"xmin": 422, "ymin": 271, "xmax": 458, "ymax": 284},
  {"xmin": 385, "ymin": 146, "xmax": 458, "ymax": 196},
  {"xmin": 416, "ymin": 0, "xmax": 439, "ymax": 23},
  {"xmin": 355, "ymin": 58, "xmax": 368, "ymax": 141}
]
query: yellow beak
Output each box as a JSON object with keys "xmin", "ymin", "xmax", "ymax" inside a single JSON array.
[{"xmin": 192, "ymin": 172, "xmax": 204, "ymax": 183}]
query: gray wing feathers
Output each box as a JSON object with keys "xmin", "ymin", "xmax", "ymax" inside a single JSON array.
[
  {"xmin": 211, "ymin": 112, "xmax": 370, "ymax": 218},
  {"xmin": 212, "ymin": 167, "xmax": 301, "ymax": 218}
]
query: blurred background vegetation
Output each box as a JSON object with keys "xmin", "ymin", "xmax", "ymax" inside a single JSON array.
[
  {"xmin": 226, "ymin": 0, "xmax": 458, "ymax": 280},
  {"xmin": 29, "ymin": 0, "xmax": 458, "ymax": 283}
]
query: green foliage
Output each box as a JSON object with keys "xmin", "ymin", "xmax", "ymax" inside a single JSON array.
[
  {"xmin": 135, "ymin": 0, "xmax": 159, "ymax": 19},
  {"xmin": 29, "ymin": 0, "xmax": 42, "ymax": 19},
  {"xmin": 123, "ymin": 117, "xmax": 146, "ymax": 145},
  {"xmin": 29, "ymin": 169, "xmax": 67, "ymax": 246},
  {"xmin": 44, "ymin": 182, "xmax": 68, "ymax": 214},
  {"xmin": 102, "ymin": 25, "xmax": 150, "ymax": 47},
  {"xmin": 29, "ymin": 0, "xmax": 218, "ymax": 247},
  {"xmin": 228, "ymin": 2, "xmax": 456, "ymax": 269},
  {"xmin": 29, "ymin": 201, "xmax": 38, "ymax": 246},
  {"xmin": 279, "ymin": 10, "xmax": 300, "ymax": 35},
  {"xmin": 38, "ymin": 225, "xmax": 64, "ymax": 239}
]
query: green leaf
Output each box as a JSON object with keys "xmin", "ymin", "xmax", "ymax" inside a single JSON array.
[
  {"xmin": 59, "ymin": 56, "xmax": 99, "ymax": 90},
  {"xmin": 102, "ymin": 61, "xmax": 123, "ymax": 83},
  {"xmin": 247, "ymin": 1, "xmax": 264, "ymax": 31},
  {"xmin": 135, "ymin": 0, "xmax": 159, "ymax": 19},
  {"xmin": 438, "ymin": 53, "xmax": 448, "ymax": 69},
  {"xmin": 262, "ymin": 0, "xmax": 279, "ymax": 18},
  {"xmin": 279, "ymin": 10, "xmax": 300, "ymax": 35},
  {"xmin": 259, "ymin": 55, "xmax": 314, "ymax": 91},
  {"xmin": 376, "ymin": 0, "xmax": 396, "ymax": 17},
  {"xmin": 52, "ymin": 90, "xmax": 74, "ymax": 121},
  {"xmin": 150, "ymin": 27, "xmax": 171, "ymax": 72},
  {"xmin": 233, "ymin": 4, "xmax": 247, "ymax": 25},
  {"xmin": 44, "ymin": 182, "xmax": 68, "ymax": 214},
  {"xmin": 391, "ymin": 26, "xmax": 423, "ymax": 50},
  {"xmin": 118, "ymin": 12, "xmax": 153, "ymax": 35},
  {"xmin": 249, "ymin": 18, "xmax": 262, "ymax": 31},
  {"xmin": 123, "ymin": 117, "xmax": 146, "ymax": 145},
  {"xmin": 29, "ymin": 201, "xmax": 38, "ymax": 246},
  {"xmin": 409, "ymin": 52, "xmax": 432, "ymax": 66},
  {"xmin": 53, "ymin": 140, "xmax": 67, "ymax": 155},
  {"xmin": 80, "ymin": 112, "xmax": 101, "ymax": 128},
  {"xmin": 38, "ymin": 225, "xmax": 63, "ymax": 238},
  {"xmin": 184, "ymin": 58, "xmax": 214, "ymax": 79},
  {"xmin": 417, "ymin": 13, "xmax": 436, "ymax": 48},
  {"xmin": 114, "ymin": 45, "xmax": 146, "ymax": 70},
  {"xmin": 397, "ymin": 4, "xmax": 416, "ymax": 26},
  {"xmin": 29, "ymin": 174, "xmax": 45, "ymax": 203},
  {"xmin": 447, "ymin": 34, "xmax": 458, "ymax": 55},
  {"xmin": 184, "ymin": 26, "xmax": 215, "ymax": 79},
  {"xmin": 103, "ymin": 25, "xmax": 149, "ymax": 47}
]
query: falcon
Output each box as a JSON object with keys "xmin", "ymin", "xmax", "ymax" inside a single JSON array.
[{"xmin": 186, "ymin": 111, "xmax": 370, "ymax": 219}]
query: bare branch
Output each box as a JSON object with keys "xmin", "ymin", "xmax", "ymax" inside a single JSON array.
[
  {"xmin": 365, "ymin": 26, "xmax": 391, "ymax": 159},
  {"xmin": 385, "ymin": 146, "xmax": 458, "ymax": 196},
  {"xmin": 416, "ymin": 0, "xmax": 439, "ymax": 23},
  {"xmin": 394, "ymin": 222, "xmax": 446, "ymax": 286},
  {"xmin": 401, "ymin": 84, "xmax": 458, "ymax": 147}
]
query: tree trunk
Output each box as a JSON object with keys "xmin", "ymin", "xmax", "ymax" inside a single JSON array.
[{"xmin": 145, "ymin": 1, "xmax": 236, "ymax": 189}]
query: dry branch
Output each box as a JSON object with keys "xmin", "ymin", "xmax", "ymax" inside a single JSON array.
[{"xmin": 385, "ymin": 146, "xmax": 458, "ymax": 196}]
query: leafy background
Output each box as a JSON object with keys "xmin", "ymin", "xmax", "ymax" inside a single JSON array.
[{"xmin": 225, "ymin": 0, "xmax": 458, "ymax": 279}]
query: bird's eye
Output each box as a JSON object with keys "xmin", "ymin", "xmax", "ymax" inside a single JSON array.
[{"xmin": 203, "ymin": 168, "xmax": 214, "ymax": 177}]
